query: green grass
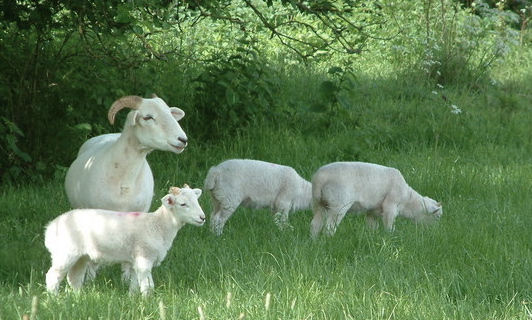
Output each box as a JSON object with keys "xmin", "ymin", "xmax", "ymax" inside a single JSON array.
[{"xmin": 1, "ymin": 48, "xmax": 532, "ymax": 319}]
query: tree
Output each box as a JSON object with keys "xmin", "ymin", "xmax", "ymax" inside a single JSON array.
[{"xmin": 0, "ymin": 0, "xmax": 389, "ymax": 182}]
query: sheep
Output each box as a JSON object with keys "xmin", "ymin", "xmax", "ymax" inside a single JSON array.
[
  {"xmin": 45, "ymin": 185, "xmax": 205, "ymax": 296},
  {"xmin": 64, "ymin": 95, "xmax": 188, "ymax": 212},
  {"xmin": 310, "ymin": 162, "xmax": 442, "ymax": 238},
  {"xmin": 204, "ymin": 159, "xmax": 312, "ymax": 235}
]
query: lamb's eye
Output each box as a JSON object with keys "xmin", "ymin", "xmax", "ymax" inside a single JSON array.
[
  {"xmin": 180, "ymin": 203, "xmax": 187, "ymax": 207},
  {"xmin": 143, "ymin": 115, "xmax": 154, "ymax": 121}
]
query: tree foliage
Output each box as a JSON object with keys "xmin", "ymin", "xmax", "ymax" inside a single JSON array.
[{"xmin": 0, "ymin": 0, "xmax": 527, "ymax": 183}]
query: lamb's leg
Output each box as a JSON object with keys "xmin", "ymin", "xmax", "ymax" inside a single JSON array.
[
  {"xmin": 273, "ymin": 210, "xmax": 293, "ymax": 231},
  {"xmin": 67, "ymin": 256, "xmax": 90, "ymax": 290},
  {"xmin": 124, "ymin": 263, "xmax": 139, "ymax": 294},
  {"xmin": 46, "ymin": 254, "xmax": 80, "ymax": 294},
  {"xmin": 365, "ymin": 212, "xmax": 380, "ymax": 229},
  {"xmin": 134, "ymin": 258, "xmax": 155, "ymax": 296},
  {"xmin": 310, "ymin": 203, "xmax": 325, "ymax": 239},
  {"xmin": 323, "ymin": 203, "xmax": 349, "ymax": 237},
  {"xmin": 381, "ymin": 200, "xmax": 398, "ymax": 231},
  {"xmin": 121, "ymin": 263, "xmax": 132, "ymax": 282},
  {"xmin": 210, "ymin": 198, "xmax": 237, "ymax": 236},
  {"xmin": 85, "ymin": 262, "xmax": 100, "ymax": 281},
  {"xmin": 46, "ymin": 267, "xmax": 67, "ymax": 294}
]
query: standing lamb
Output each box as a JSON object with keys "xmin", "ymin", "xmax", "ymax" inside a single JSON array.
[
  {"xmin": 45, "ymin": 185, "xmax": 205, "ymax": 296},
  {"xmin": 204, "ymin": 159, "xmax": 312, "ymax": 235},
  {"xmin": 64, "ymin": 95, "xmax": 188, "ymax": 212},
  {"xmin": 310, "ymin": 162, "xmax": 442, "ymax": 238}
]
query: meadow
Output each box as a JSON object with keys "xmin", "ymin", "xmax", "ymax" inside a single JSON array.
[{"xmin": 1, "ymin": 35, "xmax": 532, "ymax": 320}]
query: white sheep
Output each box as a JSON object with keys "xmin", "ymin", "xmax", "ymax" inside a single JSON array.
[
  {"xmin": 310, "ymin": 162, "xmax": 442, "ymax": 238},
  {"xmin": 204, "ymin": 159, "xmax": 312, "ymax": 235},
  {"xmin": 45, "ymin": 185, "xmax": 205, "ymax": 296},
  {"xmin": 64, "ymin": 95, "xmax": 188, "ymax": 212}
]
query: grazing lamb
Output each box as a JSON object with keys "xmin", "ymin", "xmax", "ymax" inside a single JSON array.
[
  {"xmin": 45, "ymin": 185, "xmax": 205, "ymax": 296},
  {"xmin": 310, "ymin": 162, "xmax": 442, "ymax": 238},
  {"xmin": 204, "ymin": 159, "xmax": 312, "ymax": 235},
  {"xmin": 64, "ymin": 95, "xmax": 188, "ymax": 212}
]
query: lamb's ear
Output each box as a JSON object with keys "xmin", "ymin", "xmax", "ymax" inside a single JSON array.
[
  {"xmin": 170, "ymin": 107, "xmax": 185, "ymax": 121},
  {"xmin": 427, "ymin": 201, "xmax": 441, "ymax": 213},
  {"xmin": 162, "ymin": 194, "xmax": 176, "ymax": 208},
  {"xmin": 192, "ymin": 188, "xmax": 202, "ymax": 198}
]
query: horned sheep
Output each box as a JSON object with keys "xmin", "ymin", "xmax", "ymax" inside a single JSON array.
[
  {"xmin": 64, "ymin": 95, "xmax": 188, "ymax": 212},
  {"xmin": 310, "ymin": 162, "xmax": 442, "ymax": 238},
  {"xmin": 204, "ymin": 159, "xmax": 312, "ymax": 235},
  {"xmin": 45, "ymin": 185, "xmax": 205, "ymax": 296}
]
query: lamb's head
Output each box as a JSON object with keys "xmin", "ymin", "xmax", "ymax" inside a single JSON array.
[
  {"xmin": 406, "ymin": 195, "xmax": 443, "ymax": 224},
  {"xmin": 108, "ymin": 95, "xmax": 188, "ymax": 154},
  {"xmin": 424, "ymin": 197, "xmax": 443, "ymax": 219},
  {"xmin": 162, "ymin": 185, "xmax": 206, "ymax": 226}
]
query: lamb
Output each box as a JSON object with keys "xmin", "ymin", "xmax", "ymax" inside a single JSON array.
[
  {"xmin": 310, "ymin": 162, "xmax": 442, "ymax": 238},
  {"xmin": 204, "ymin": 159, "xmax": 312, "ymax": 235},
  {"xmin": 64, "ymin": 95, "xmax": 188, "ymax": 212},
  {"xmin": 45, "ymin": 185, "xmax": 205, "ymax": 296}
]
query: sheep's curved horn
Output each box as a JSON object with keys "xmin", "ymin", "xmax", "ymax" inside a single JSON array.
[{"xmin": 107, "ymin": 95, "xmax": 143, "ymax": 125}]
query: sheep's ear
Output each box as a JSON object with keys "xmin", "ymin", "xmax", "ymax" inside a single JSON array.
[
  {"xmin": 427, "ymin": 201, "xmax": 440, "ymax": 213},
  {"xmin": 170, "ymin": 107, "xmax": 185, "ymax": 121},
  {"xmin": 151, "ymin": 93, "xmax": 158, "ymax": 98},
  {"xmin": 162, "ymin": 194, "xmax": 176, "ymax": 208},
  {"xmin": 192, "ymin": 188, "xmax": 202, "ymax": 198},
  {"xmin": 129, "ymin": 110, "xmax": 140, "ymax": 126}
]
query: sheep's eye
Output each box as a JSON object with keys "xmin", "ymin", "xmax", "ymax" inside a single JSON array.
[
  {"xmin": 180, "ymin": 203, "xmax": 187, "ymax": 207},
  {"xmin": 143, "ymin": 115, "xmax": 154, "ymax": 121}
]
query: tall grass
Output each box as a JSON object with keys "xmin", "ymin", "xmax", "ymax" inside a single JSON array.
[{"xmin": 1, "ymin": 46, "xmax": 532, "ymax": 320}]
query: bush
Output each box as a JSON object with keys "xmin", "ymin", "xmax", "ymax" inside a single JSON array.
[{"xmin": 190, "ymin": 42, "xmax": 284, "ymax": 140}]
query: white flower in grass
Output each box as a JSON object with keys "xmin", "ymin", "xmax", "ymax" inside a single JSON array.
[{"xmin": 451, "ymin": 105, "xmax": 462, "ymax": 114}]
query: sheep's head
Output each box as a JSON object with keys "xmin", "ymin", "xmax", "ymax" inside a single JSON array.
[
  {"xmin": 408, "ymin": 196, "xmax": 442, "ymax": 225},
  {"xmin": 425, "ymin": 197, "xmax": 443, "ymax": 219},
  {"xmin": 162, "ymin": 185, "xmax": 205, "ymax": 226},
  {"xmin": 108, "ymin": 95, "xmax": 188, "ymax": 154}
]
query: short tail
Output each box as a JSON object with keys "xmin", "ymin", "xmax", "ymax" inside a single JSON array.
[
  {"xmin": 203, "ymin": 167, "xmax": 219, "ymax": 191},
  {"xmin": 44, "ymin": 221, "xmax": 59, "ymax": 253}
]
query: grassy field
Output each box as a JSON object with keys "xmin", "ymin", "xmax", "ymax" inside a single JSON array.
[{"xmin": 1, "ymin": 47, "xmax": 532, "ymax": 319}]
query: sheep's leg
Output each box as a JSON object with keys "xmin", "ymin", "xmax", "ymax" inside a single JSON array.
[
  {"xmin": 46, "ymin": 254, "xmax": 80, "ymax": 294},
  {"xmin": 121, "ymin": 263, "xmax": 132, "ymax": 282},
  {"xmin": 365, "ymin": 213, "xmax": 380, "ymax": 229},
  {"xmin": 210, "ymin": 200, "xmax": 237, "ymax": 236},
  {"xmin": 134, "ymin": 258, "xmax": 155, "ymax": 296},
  {"xmin": 273, "ymin": 210, "xmax": 293, "ymax": 231},
  {"xmin": 323, "ymin": 203, "xmax": 349, "ymax": 237},
  {"xmin": 67, "ymin": 256, "xmax": 90, "ymax": 290},
  {"xmin": 381, "ymin": 201, "xmax": 398, "ymax": 231},
  {"xmin": 46, "ymin": 267, "xmax": 67, "ymax": 294},
  {"xmin": 125, "ymin": 263, "xmax": 139, "ymax": 294},
  {"xmin": 310, "ymin": 203, "xmax": 325, "ymax": 239},
  {"xmin": 85, "ymin": 262, "xmax": 100, "ymax": 281}
]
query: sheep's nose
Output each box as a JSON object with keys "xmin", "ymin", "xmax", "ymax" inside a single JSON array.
[
  {"xmin": 200, "ymin": 215, "xmax": 206, "ymax": 222},
  {"xmin": 178, "ymin": 137, "xmax": 188, "ymax": 146}
]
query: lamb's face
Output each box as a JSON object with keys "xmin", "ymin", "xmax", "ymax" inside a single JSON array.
[
  {"xmin": 417, "ymin": 197, "xmax": 443, "ymax": 223},
  {"xmin": 131, "ymin": 98, "xmax": 188, "ymax": 154},
  {"xmin": 163, "ymin": 186, "xmax": 206, "ymax": 226}
]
